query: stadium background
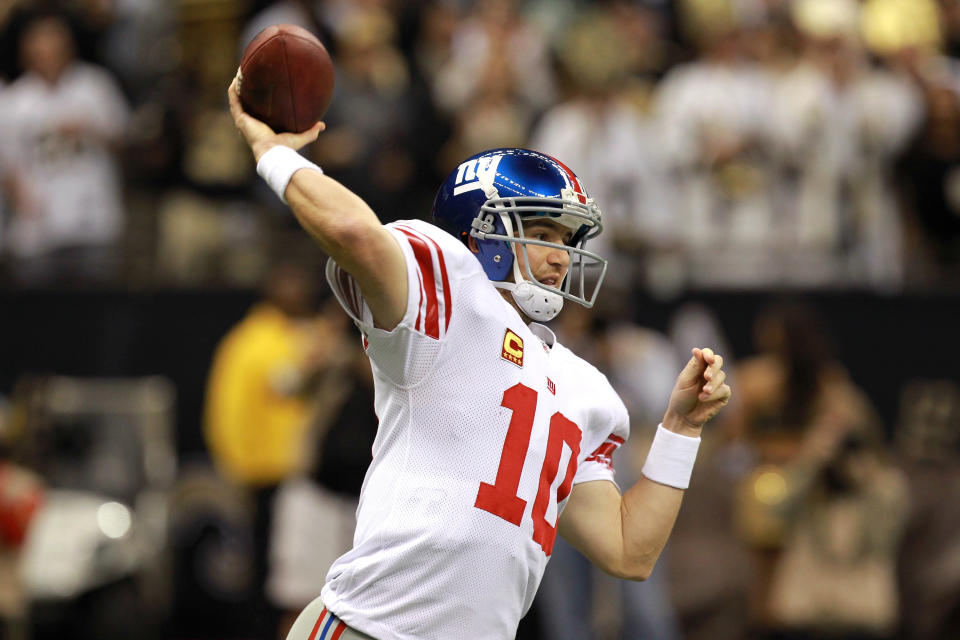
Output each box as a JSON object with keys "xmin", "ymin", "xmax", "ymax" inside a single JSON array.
[{"xmin": 0, "ymin": 1, "xmax": 958, "ymax": 639}]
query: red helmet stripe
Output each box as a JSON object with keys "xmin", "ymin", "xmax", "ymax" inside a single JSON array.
[{"xmin": 548, "ymin": 155, "xmax": 587, "ymax": 204}]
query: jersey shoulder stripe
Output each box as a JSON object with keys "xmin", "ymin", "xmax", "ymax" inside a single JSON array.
[
  {"xmin": 326, "ymin": 220, "xmax": 471, "ymax": 354},
  {"xmin": 397, "ymin": 226, "xmax": 438, "ymax": 337},
  {"xmin": 405, "ymin": 225, "xmax": 453, "ymax": 332},
  {"xmin": 393, "ymin": 223, "xmax": 452, "ymax": 340}
]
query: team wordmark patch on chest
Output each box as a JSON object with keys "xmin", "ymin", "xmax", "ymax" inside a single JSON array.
[{"xmin": 501, "ymin": 328, "xmax": 524, "ymax": 367}]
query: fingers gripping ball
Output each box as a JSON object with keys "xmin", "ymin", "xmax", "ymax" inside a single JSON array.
[{"xmin": 237, "ymin": 24, "xmax": 335, "ymax": 133}]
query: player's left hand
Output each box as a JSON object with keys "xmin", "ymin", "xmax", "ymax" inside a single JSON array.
[
  {"xmin": 228, "ymin": 76, "xmax": 324, "ymax": 162},
  {"xmin": 663, "ymin": 347, "xmax": 731, "ymax": 435}
]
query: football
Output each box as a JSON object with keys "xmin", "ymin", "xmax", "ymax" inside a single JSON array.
[{"xmin": 237, "ymin": 24, "xmax": 335, "ymax": 133}]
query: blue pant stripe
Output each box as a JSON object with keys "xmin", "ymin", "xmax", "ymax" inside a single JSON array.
[{"xmin": 319, "ymin": 611, "xmax": 336, "ymax": 640}]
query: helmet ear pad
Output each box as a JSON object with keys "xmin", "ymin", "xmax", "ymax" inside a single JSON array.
[
  {"xmin": 475, "ymin": 237, "xmax": 513, "ymax": 281},
  {"xmin": 468, "ymin": 214, "xmax": 514, "ymax": 281}
]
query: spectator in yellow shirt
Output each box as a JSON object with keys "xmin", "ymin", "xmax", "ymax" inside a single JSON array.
[{"xmin": 203, "ymin": 261, "xmax": 340, "ymax": 637}]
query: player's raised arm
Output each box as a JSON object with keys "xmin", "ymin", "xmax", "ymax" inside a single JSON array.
[
  {"xmin": 227, "ymin": 78, "xmax": 408, "ymax": 331},
  {"xmin": 558, "ymin": 347, "xmax": 731, "ymax": 580}
]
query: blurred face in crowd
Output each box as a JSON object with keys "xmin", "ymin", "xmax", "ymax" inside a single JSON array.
[
  {"xmin": 264, "ymin": 264, "xmax": 318, "ymax": 319},
  {"xmin": 479, "ymin": 0, "xmax": 517, "ymax": 34},
  {"xmin": 21, "ymin": 16, "xmax": 75, "ymax": 84},
  {"xmin": 806, "ymin": 33, "xmax": 860, "ymax": 84}
]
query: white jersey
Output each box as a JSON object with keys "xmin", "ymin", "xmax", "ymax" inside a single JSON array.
[{"xmin": 322, "ymin": 220, "xmax": 629, "ymax": 640}]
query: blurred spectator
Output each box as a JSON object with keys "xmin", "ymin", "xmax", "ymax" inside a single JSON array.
[
  {"xmin": 267, "ymin": 302, "xmax": 377, "ymax": 639},
  {"xmin": 736, "ymin": 0, "xmax": 797, "ymax": 74},
  {"xmin": 889, "ymin": 28, "xmax": 960, "ymax": 288},
  {"xmin": 438, "ymin": 45, "xmax": 530, "ymax": 167},
  {"xmin": 411, "ymin": 0, "xmax": 459, "ymax": 83},
  {"xmin": 942, "ymin": 0, "xmax": 960, "ymax": 60},
  {"xmin": 177, "ymin": 0, "xmax": 252, "ymax": 190},
  {"xmin": 204, "ymin": 259, "xmax": 330, "ymax": 485},
  {"xmin": 893, "ymin": 379, "xmax": 960, "ymax": 640},
  {"xmin": 727, "ymin": 300, "xmax": 909, "ymax": 639},
  {"xmin": 432, "ymin": 0, "xmax": 554, "ymax": 117},
  {"xmin": 434, "ymin": 0, "xmax": 554, "ymax": 167},
  {"xmin": 308, "ymin": 5, "xmax": 422, "ymax": 222},
  {"xmin": 203, "ymin": 261, "xmax": 331, "ymax": 637},
  {"xmin": 530, "ymin": 6, "xmax": 676, "ymax": 299},
  {"xmin": 896, "ymin": 79, "xmax": 960, "ymax": 287},
  {"xmin": 88, "ymin": 0, "xmax": 178, "ymax": 102},
  {"xmin": 768, "ymin": 0, "xmax": 922, "ymax": 290},
  {"xmin": 662, "ymin": 302, "xmax": 752, "ymax": 640},
  {"xmin": 0, "ymin": 8, "xmax": 129, "ymax": 287},
  {"xmin": 654, "ymin": 1, "xmax": 778, "ymax": 289}
]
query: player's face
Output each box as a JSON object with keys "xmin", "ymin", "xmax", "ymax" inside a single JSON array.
[{"xmin": 514, "ymin": 219, "xmax": 572, "ymax": 289}]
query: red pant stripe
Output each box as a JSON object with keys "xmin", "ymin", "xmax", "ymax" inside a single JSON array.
[{"xmin": 330, "ymin": 620, "xmax": 348, "ymax": 640}]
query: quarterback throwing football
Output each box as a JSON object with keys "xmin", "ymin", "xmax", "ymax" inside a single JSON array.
[{"xmin": 229, "ymin": 78, "xmax": 731, "ymax": 640}]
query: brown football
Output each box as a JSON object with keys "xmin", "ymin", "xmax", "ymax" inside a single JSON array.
[{"xmin": 238, "ymin": 24, "xmax": 335, "ymax": 133}]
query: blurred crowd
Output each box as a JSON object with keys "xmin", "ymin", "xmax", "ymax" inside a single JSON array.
[
  {"xmin": 0, "ymin": 0, "xmax": 959, "ymax": 293},
  {"xmin": 1, "ymin": 1, "xmax": 960, "ymax": 640}
]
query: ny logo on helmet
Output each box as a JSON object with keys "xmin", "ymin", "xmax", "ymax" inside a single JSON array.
[{"xmin": 453, "ymin": 155, "xmax": 504, "ymax": 196}]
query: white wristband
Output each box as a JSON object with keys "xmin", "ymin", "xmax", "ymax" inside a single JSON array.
[
  {"xmin": 256, "ymin": 145, "xmax": 323, "ymax": 204},
  {"xmin": 641, "ymin": 424, "xmax": 701, "ymax": 489}
]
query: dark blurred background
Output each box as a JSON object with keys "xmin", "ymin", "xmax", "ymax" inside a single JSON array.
[{"xmin": 0, "ymin": 1, "xmax": 958, "ymax": 639}]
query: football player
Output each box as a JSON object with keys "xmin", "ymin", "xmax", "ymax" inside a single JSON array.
[{"xmin": 228, "ymin": 79, "xmax": 731, "ymax": 640}]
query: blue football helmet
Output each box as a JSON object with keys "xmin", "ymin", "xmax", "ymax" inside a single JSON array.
[{"xmin": 432, "ymin": 148, "xmax": 607, "ymax": 321}]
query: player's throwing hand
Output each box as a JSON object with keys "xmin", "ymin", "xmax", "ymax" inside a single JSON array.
[{"xmin": 227, "ymin": 77, "xmax": 324, "ymax": 162}]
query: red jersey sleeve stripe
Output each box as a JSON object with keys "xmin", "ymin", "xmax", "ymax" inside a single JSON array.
[
  {"xmin": 585, "ymin": 453, "xmax": 615, "ymax": 469},
  {"xmin": 597, "ymin": 442, "xmax": 618, "ymax": 456},
  {"xmin": 333, "ymin": 266, "xmax": 362, "ymax": 318},
  {"xmin": 398, "ymin": 228, "xmax": 441, "ymax": 339},
  {"xmin": 396, "ymin": 224, "xmax": 452, "ymax": 334},
  {"xmin": 407, "ymin": 226, "xmax": 452, "ymax": 333},
  {"xmin": 586, "ymin": 442, "xmax": 617, "ymax": 460},
  {"xmin": 394, "ymin": 227, "xmax": 426, "ymax": 333},
  {"xmin": 411, "ymin": 255, "xmax": 425, "ymax": 333},
  {"xmin": 337, "ymin": 267, "xmax": 360, "ymax": 318},
  {"xmin": 585, "ymin": 434, "xmax": 625, "ymax": 469}
]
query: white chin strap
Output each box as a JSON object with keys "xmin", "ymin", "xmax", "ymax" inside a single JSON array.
[
  {"xmin": 494, "ymin": 269, "xmax": 564, "ymax": 322},
  {"xmin": 495, "ymin": 280, "xmax": 564, "ymax": 321}
]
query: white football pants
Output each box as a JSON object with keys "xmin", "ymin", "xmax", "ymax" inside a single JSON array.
[{"xmin": 285, "ymin": 597, "xmax": 376, "ymax": 640}]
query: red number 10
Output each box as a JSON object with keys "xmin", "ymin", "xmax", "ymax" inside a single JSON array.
[{"xmin": 474, "ymin": 383, "xmax": 582, "ymax": 555}]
